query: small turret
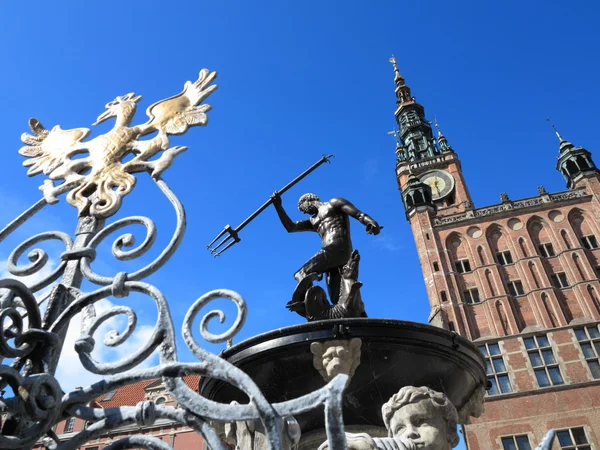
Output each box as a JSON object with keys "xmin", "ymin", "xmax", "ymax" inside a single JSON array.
[
  {"xmin": 553, "ymin": 126, "xmax": 598, "ymax": 189},
  {"xmin": 402, "ymin": 173, "xmax": 435, "ymax": 219}
]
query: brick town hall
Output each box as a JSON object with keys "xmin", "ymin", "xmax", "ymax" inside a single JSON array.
[{"xmin": 393, "ymin": 56, "xmax": 600, "ymax": 450}]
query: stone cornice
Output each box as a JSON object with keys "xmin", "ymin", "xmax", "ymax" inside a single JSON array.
[{"xmin": 432, "ymin": 189, "xmax": 590, "ymax": 227}]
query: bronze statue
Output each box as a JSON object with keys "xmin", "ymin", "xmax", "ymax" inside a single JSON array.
[{"xmin": 271, "ymin": 192, "xmax": 380, "ymax": 320}]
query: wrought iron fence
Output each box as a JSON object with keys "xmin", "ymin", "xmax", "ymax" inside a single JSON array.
[{"xmin": 0, "ymin": 69, "xmax": 348, "ymax": 450}]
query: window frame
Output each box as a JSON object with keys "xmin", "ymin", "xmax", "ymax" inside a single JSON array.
[
  {"xmin": 582, "ymin": 235, "xmax": 599, "ymax": 250},
  {"xmin": 455, "ymin": 259, "xmax": 472, "ymax": 274},
  {"xmin": 524, "ymin": 334, "xmax": 564, "ymax": 388},
  {"xmin": 497, "ymin": 250, "xmax": 514, "ymax": 265},
  {"xmin": 463, "ymin": 287, "xmax": 480, "ymax": 304},
  {"xmin": 555, "ymin": 426, "xmax": 590, "ymax": 449},
  {"xmin": 64, "ymin": 416, "xmax": 76, "ymax": 433},
  {"xmin": 500, "ymin": 434, "xmax": 532, "ymax": 450},
  {"xmin": 538, "ymin": 242, "xmax": 556, "ymax": 258},
  {"xmin": 479, "ymin": 342, "xmax": 512, "ymax": 396},
  {"xmin": 507, "ymin": 280, "xmax": 525, "ymax": 296},
  {"xmin": 575, "ymin": 324, "xmax": 600, "ymax": 379},
  {"xmin": 551, "ymin": 272, "xmax": 569, "ymax": 289}
]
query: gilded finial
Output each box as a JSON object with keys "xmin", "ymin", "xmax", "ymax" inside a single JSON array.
[
  {"xmin": 389, "ymin": 54, "xmax": 404, "ymax": 84},
  {"xmin": 546, "ymin": 118, "xmax": 565, "ymax": 142}
]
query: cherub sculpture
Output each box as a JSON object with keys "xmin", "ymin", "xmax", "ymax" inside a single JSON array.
[{"xmin": 318, "ymin": 386, "xmax": 459, "ymax": 450}]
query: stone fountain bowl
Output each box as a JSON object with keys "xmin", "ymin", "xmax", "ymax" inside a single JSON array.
[{"xmin": 201, "ymin": 318, "xmax": 486, "ymax": 435}]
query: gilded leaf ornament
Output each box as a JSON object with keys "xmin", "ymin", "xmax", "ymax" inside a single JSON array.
[{"xmin": 19, "ymin": 69, "xmax": 218, "ymax": 218}]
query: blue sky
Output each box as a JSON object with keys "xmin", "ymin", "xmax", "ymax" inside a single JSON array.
[{"xmin": 0, "ymin": 1, "xmax": 598, "ymax": 448}]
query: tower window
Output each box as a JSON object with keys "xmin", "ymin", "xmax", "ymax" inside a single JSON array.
[
  {"xmin": 479, "ymin": 343, "xmax": 512, "ymax": 395},
  {"xmin": 538, "ymin": 243, "xmax": 556, "ymax": 258},
  {"xmin": 524, "ymin": 335, "xmax": 564, "ymax": 387},
  {"xmin": 501, "ymin": 435, "xmax": 532, "ymax": 450},
  {"xmin": 496, "ymin": 251, "xmax": 513, "ymax": 265},
  {"xmin": 463, "ymin": 288, "xmax": 480, "ymax": 304},
  {"xmin": 433, "ymin": 261, "xmax": 439, "ymax": 272},
  {"xmin": 455, "ymin": 259, "xmax": 472, "ymax": 273},
  {"xmin": 551, "ymin": 272, "xmax": 569, "ymax": 289},
  {"xmin": 507, "ymin": 280, "xmax": 525, "ymax": 296},
  {"xmin": 440, "ymin": 291, "xmax": 448, "ymax": 302},
  {"xmin": 556, "ymin": 427, "xmax": 590, "ymax": 449},
  {"xmin": 581, "ymin": 235, "xmax": 598, "ymax": 250},
  {"xmin": 575, "ymin": 325, "xmax": 600, "ymax": 379}
]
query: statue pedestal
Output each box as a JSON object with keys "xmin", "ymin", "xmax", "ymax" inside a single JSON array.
[{"xmin": 201, "ymin": 319, "xmax": 486, "ymax": 448}]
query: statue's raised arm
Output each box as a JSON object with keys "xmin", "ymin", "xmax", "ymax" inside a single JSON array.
[{"xmin": 329, "ymin": 197, "xmax": 381, "ymax": 235}]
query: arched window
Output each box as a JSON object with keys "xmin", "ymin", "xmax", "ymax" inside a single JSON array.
[
  {"xmin": 573, "ymin": 253, "xmax": 587, "ymax": 280},
  {"xmin": 485, "ymin": 269, "xmax": 496, "ymax": 296},
  {"xmin": 518, "ymin": 237, "xmax": 528, "ymax": 257},
  {"xmin": 529, "ymin": 220, "xmax": 555, "ymax": 257},
  {"xmin": 496, "ymin": 300, "xmax": 510, "ymax": 335},
  {"xmin": 541, "ymin": 293, "xmax": 558, "ymax": 328},
  {"xmin": 477, "ymin": 246, "xmax": 486, "ymax": 265},
  {"xmin": 569, "ymin": 210, "xmax": 599, "ymax": 249},
  {"xmin": 155, "ymin": 397, "xmax": 167, "ymax": 405},
  {"xmin": 561, "ymin": 229, "xmax": 572, "ymax": 250},
  {"xmin": 529, "ymin": 261, "xmax": 541, "ymax": 289}
]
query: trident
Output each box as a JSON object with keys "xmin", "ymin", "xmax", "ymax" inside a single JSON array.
[{"xmin": 207, "ymin": 154, "xmax": 334, "ymax": 256}]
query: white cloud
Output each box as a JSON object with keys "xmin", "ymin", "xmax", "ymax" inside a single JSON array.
[
  {"xmin": 0, "ymin": 260, "xmax": 159, "ymax": 393},
  {"xmin": 55, "ymin": 300, "xmax": 159, "ymax": 392}
]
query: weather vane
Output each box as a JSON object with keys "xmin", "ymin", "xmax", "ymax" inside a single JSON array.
[
  {"xmin": 19, "ymin": 70, "xmax": 218, "ymax": 218},
  {"xmin": 546, "ymin": 117, "xmax": 564, "ymax": 141},
  {"xmin": 387, "ymin": 129, "xmax": 401, "ymax": 146}
]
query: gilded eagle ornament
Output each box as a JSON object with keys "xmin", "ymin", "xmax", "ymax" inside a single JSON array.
[{"xmin": 19, "ymin": 69, "xmax": 218, "ymax": 218}]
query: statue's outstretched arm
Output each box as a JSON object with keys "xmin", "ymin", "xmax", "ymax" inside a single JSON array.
[
  {"xmin": 330, "ymin": 198, "xmax": 381, "ymax": 235},
  {"xmin": 271, "ymin": 193, "xmax": 314, "ymax": 233}
]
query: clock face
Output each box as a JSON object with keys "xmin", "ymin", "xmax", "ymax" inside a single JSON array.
[{"xmin": 420, "ymin": 170, "xmax": 455, "ymax": 200}]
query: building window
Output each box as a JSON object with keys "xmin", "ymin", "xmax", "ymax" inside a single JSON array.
[
  {"xmin": 64, "ymin": 417, "xmax": 75, "ymax": 433},
  {"xmin": 507, "ymin": 280, "xmax": 525, "ymax": 296},
  {"xmin": 455, "ymin": 259, "xmax": 472, "ymax": 274},
  {"xmin": 440, "ymin": 291, "xmax": 448, "ymax": 302},
  {"xmin": 433, "ymin": 261, "xmax": 440, "ymax": 272},
  {"xmin": 497, "ymin": 250, "xmax": 513, "ymax": 265},
  {"xmin": 538, "ymin": 242, "xmax": 556, "ymax": 257},
  {"xmin": 556, "ymin": 427, "xmax": 590, "ymax": 449},
  {"xmin": 479, "ymin": 343, "xmax": 512, "ymax": 395},
  {"xmin": 575, "ymin": 325, "xmax": 600, "ymax": 378},
  {"xmin": 551, "ymin": 272, "xmax": 569, "ymax": 288},
  {"xmin": 524, "ymin": 335, "xmax": 564, "ymax": 387},
  {"xmin": 155, "ymin": 397, "xmax": 167, "ymax": 405},
  {"xmin": 102, "ymin": 390, "xmax": 116, "ymax": 402},
  {"xmin": 581, "ymin": 235, "xmax": 599, "ymax": 250},
  {"xmin": 501, "ymin": 435, "xmax": 532, "ymax": 450},
  {"xmin": 464, "ymin": 288, "xmax": 480, "ymax": 304}
]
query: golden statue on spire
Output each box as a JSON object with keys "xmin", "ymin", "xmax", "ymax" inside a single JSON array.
[{"xmin": 19, "ymin": 70, "xmax": 217, "ymax": 218}]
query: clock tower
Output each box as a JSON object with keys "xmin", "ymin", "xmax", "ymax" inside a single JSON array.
[
  {"xmin": 392, "ymin": 57, "xmax": 475, "ymax": 321},
  {"xmin": 392, "ymin": 57, "xmax": 473, "ymax": 217},
  {"xmin": 393, "ymin": 57, "xmax": 600, "ymax": 449}
]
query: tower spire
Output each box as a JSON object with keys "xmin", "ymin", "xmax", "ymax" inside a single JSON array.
[
  {"xmin": 389, "ymin": 55, "xmax": 439, "ymax": 162},
  {"xmin": 389, "ymin": 55, "xmax": 413, "ymax": 105}
]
